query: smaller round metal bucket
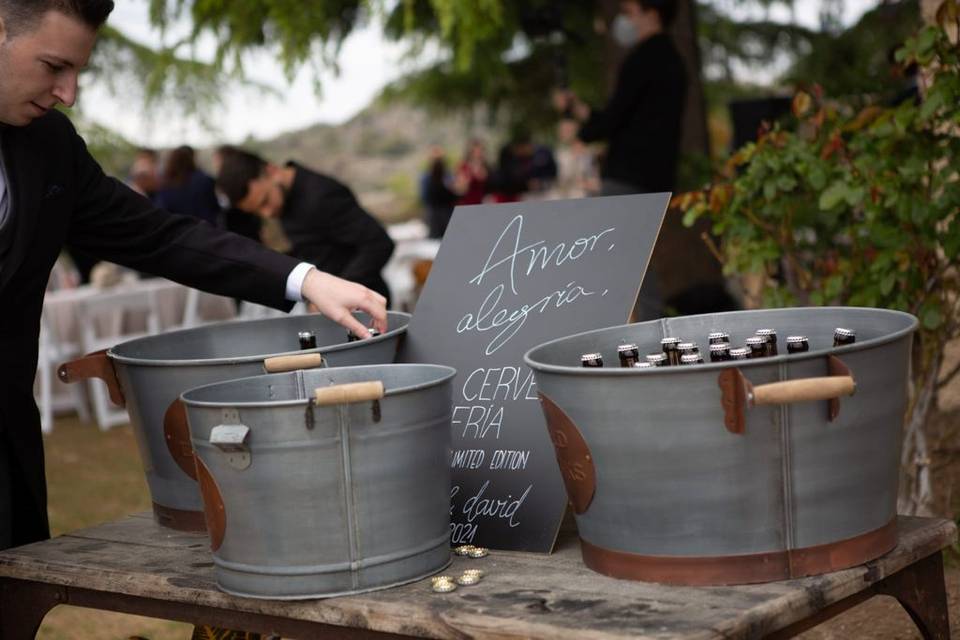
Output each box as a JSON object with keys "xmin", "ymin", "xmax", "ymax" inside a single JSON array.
[
  {"xmin": 58, "ymin": 312, "xmax": 409, "ymax": 532},
  {"xmin": 181, "ymin": 364, "xmax": 456, "ymax": 599}
]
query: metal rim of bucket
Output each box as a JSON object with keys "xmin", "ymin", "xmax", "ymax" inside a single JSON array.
[
  {"xmin": 523, "ymin": 306, "xmax": 918, "ymax": 376},
  {"xmin": 106, "ymin": 311, "xmax": 411, "ymax": 368},
  {"xmin": 180, "ymin": 363, "xmax": 457, "ymax": 409}
]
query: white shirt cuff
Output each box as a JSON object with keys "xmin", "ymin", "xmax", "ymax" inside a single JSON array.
[{"xmin": 285, "ymin": 262, "xmax": 316, "ymax": 302}]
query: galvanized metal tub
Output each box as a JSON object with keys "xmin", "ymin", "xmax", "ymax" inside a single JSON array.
[
  {"xmin": 180, "ymin": 363, "xmax": 456, "ymax": 599},
  {"xmin": 58, "ymin": 312, "xmax": 410, "ymax": 532},
  {"xmin": 524, "ymin": 306, "xmax": 917, "ymax": 585}
]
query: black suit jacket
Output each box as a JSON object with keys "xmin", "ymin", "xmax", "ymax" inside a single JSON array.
[
  {"xmin": 281, "ymin": 163, "xmax": 394, "ymax": 300},
  {"xmin": 0, "ymin": 110, "xmax": 300, "ymax": 549}
]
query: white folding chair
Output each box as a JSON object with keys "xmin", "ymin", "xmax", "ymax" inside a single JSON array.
[
  {"xmin": 236, "ymin": 300, "xmax": 306, "ymax": 319},
  {"xmin": 76, "ymin": 288, "xmax": 161, "ymax": 431},
  {"xmin": 35, "ymin": 314, "xmax": 89, "ymax": 433}
]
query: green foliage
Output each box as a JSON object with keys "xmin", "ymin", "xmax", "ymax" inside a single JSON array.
[
  {"xmin": 677, "ymin": 12, "xmax": 960, "ymax": 406},
  {"xmin": 784, "ymin": 1, "xmax": 921, "ymax": 104}
]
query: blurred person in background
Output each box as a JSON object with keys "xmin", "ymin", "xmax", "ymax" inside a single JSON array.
[
  {"xmin": 492, "ymin": 126, "xmax": 558, "ymax": 203},
  {"xmin": 423, "ymin": 154, "xmax": 459, "ymax": 238},
  {"xmin": 128, "ymin": 147, "xmax": 160, "ymax": 198},
  {"xmin": 211, "ymin": 144, "xmax": 263, "ymax": 244},
  {"xmin": 453, "ymin": 138, "xmax": 489, "ymax": 206},
  {"xmin": 555, "ymin": 0, "xmax": 686, "ymax": 196},
  {"xmin": 155, "ymin": 144, "xmax": 220, "ymax": 224},
  {"xmin": 217, "ymin": 149, "xmax": 395, "ymax": 304}
]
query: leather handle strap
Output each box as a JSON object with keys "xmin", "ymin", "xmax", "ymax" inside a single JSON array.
[
  {"xmin": 57, "ymin": 349, "xmax": 125, "ymax": 407},
  {"xmin": 313, "ymin": 381, "xmax": 384, "ymax": 406},
  {"xmin": 263, "ymin": 353, "xmax": 324, "ymax": 373}
]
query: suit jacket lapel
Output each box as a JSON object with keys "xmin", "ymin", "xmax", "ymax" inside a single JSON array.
[{"xmin": 0, "ymin": 126, "xmax": 43, "ymax": 293}]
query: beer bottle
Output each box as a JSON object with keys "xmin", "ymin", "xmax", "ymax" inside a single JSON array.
[
  {"xmin": 708, "ymin": 331, "xmax": 730, "ymax": 345},
  {"xmin": 631, "ymin": 361, "xmax": 654, "ymax": 369},
  {"xmin": 661, "ymin": 337, "xmax": 681, "ymax": 366},
  {"xmin": 786, "ymin": 336, "xmax": 809, "ymax": 354},
  {"xmin": 581, "ymin": 353, "xmax": 604, "ymax": 368},
  {"xmin": 646, "ymin": 353, "xmax": 668, "ymax": 367},
  {"xmin": 617, "ymin": 343, "xmax": 641, "ymax": 368},
  {"xmin": 755, "ymin": 329, "xmax": 778, "ymax": 356},
  {"xmin": 680, "ymin": 354, "xmax": 700, "ymax": 366},
  {"xmin": 348, "ymin": 327, "xmax": 382, "ymax": 342},
  {"xmin": 730, "ymin": 347, "xmax": 750, "ymax": 360},
  {"xmin": 678, "ymin": 342, "xmax": 700, "ymax": 358},
  {"xmin": 833, "ymin": 328, "xmax": 855, "ymax": 347},
  {"xmin": 745, "ymin": 336, "xmax": 767, "ymax": 358},
  {"xmin": 709, "ymin": 342, "xmax": 731, "ymax": 362},
  {"xmin": 298, "ymin": 331, "xmax": 317, "ymax": 350}
]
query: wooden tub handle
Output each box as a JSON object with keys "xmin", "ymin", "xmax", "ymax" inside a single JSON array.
[
  {"xmin": 263, "ymin": 353, "xmax": 325, "ymax": 373},
  {"xmin": 718, "ymin": 355, "xmax": 854, "ymax": 434},
  {"xmin": 57, "ymin": 350, "xmax": 125, "ymax": 407},
  {"xmin": 314, "ymin": 381, "xmax": 384, "ymax": 406},
  {"xmin": 750, "ymin": 376, "xmax": 855, "ymax": 406}
]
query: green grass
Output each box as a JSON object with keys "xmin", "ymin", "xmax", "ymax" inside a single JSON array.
[{"xmin": 39, "ymin": 414, "xmax": 192, "ymax": 640}]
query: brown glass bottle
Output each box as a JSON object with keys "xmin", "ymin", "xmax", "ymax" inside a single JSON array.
[
  {"xmin": 729, "ymin": 347, "xmax": 750, "ymax": 360},
  {"xmin": 755, "ymin": 329, "xmax": 778, "ymax": 356},
  {"xmin": 707, "ymin": 331, "xmax": 730, "ymax": 345},
  {"xmin": 298, "ymin": 331, "xmax": 317, "ymax": 350},
  {"xmin": 786, "ymin": 336, "xmax": 809, "ymax": 354},
  {"xmin": 581, "ymin": 353, "xmax": 604, "ymax": 368},
  {"xmin": 617, "ymin": 343, "xmax": 641, "ymax": 368},
  {"xmin": 646, "ymin": 353, "xmax": 668, "ymax": 367},
  {"xmin": 661, "ymin": 337, "xmax": 681, "ymax": 366},
  {"xmin": 709, "ymin": 343, "xmax": 731, "ymax": 362},
  {"xmin": 833, "ymin": 328, "xmax": 855, "ymax": 347},
  {"xmin": 745, "ymin": 336, "xmax": 767, "ymax": 358}
]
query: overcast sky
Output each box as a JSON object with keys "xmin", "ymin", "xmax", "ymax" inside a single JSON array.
[{"xmin": 80, "ymin": 0, "xmax": 882, "ymax": 148}]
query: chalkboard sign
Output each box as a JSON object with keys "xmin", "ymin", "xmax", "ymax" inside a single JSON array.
[{"xmin": 400, "ymin": 194, "xmax": 668, "ymax": 552}]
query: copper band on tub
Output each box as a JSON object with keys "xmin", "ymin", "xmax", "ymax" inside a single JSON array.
[
  {"xmin": 151, "ymin": 502, "xmax": 207, "ymax": 532},
  {"xmin": 194, "ymin": 457, "xmax": 227, "ymax": 551},
  {"xmin": 163, "ymin": 398, "xmax": 198, "ymax": 481},
  {"xmin": 538, "ymin": 392, "xmax": 596, "ymax": 515},
  {"xmin": 579, "ymin": 518, "xmax": 897, "ymax": 585}
]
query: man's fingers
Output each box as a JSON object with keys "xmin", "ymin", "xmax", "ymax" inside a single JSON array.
[
  {"xmin": 340, "ymin": 313, "xmax": 370, "ymax": 340},
  {"xmin": 355, "ymin": 293, "xmax": 388, "ymax": 333}
]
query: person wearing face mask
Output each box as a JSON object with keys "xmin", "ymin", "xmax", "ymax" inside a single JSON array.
[{"xmin": 555, "ymin": 0, "xmax": 686, "ymax": 196}]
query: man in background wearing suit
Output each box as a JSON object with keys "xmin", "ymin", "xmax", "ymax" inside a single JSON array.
[
  {"xmin": 216, "ymin": 148, "xmax": 395, "ymax": 305},
  {"xmin": 0, "ymin": 0, "xmax": 387, "ymax": 557}
]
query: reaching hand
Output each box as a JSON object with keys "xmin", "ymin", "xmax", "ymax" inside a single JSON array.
[{"xmin": 300, "ymin": 268, "xmax": 388, "ymax": 338}]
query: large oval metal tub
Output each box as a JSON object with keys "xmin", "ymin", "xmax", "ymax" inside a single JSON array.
[
  {"xmin": 181, "ymin": 363, "xmax": 455, "ymax": 599},
  {"xmin": 58, "ymin": 311, "xmax": 410, "ymax": 532},
  {"xmin": 524, "ymin": 307, "xmax": 917, "ymax": 585}
]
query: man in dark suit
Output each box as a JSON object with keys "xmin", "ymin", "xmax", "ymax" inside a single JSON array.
[
  {"xmin": 216, "ymin": 149, "xmax": 395, "ymax": 304},
  {"xmin": 0, "ymin": 0, "xmax": 387, "ymax": 552}
]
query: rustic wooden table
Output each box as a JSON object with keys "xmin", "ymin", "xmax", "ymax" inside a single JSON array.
[{"xmin": 0, "ymin": 513, "xmax": 954, "ymax": 640}]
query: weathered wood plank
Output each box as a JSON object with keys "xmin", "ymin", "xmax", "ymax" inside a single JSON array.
[{"xmin": 0, "ymin": 516, "xmax": 954, "ymax": 640}]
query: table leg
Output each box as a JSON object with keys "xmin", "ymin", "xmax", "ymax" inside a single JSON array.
[
  {"xmin": 0, "ymin": 578, "xmax": 63, "ymax": 640},
  {"xmin": 769, "ymin": 551, "xmax": 952, "ymax": 639},
  {"xmin": 874, "ymin": 551, "xmax": 951, "ymax": 640}
]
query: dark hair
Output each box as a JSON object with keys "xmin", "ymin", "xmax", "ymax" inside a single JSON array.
[
  {"xmin": 163, "ymin": 145, "xmax": 196, "ymax": 188},
  {"xmin": 429, "ymin": 157, "xmax": 447, "ymax": 184},
  {"xmin": 630, "ymin": 0, "xmax": 678, "ymax": 28},
  {"xmin": 216, "ymin": 148, "xmax": 267, "ymax": 205},
  {"xmin": 0, "ymin": 0, "xmax": 114, "ymax": 36}
]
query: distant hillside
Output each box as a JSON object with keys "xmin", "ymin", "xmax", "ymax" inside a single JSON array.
[
  {"xmin": 244, "ymin": 102, "xmax": 502, "ymax": 223},
  {"xmin": 78, "ymin": 101, "xmax": 503, "ymax": 225}
]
